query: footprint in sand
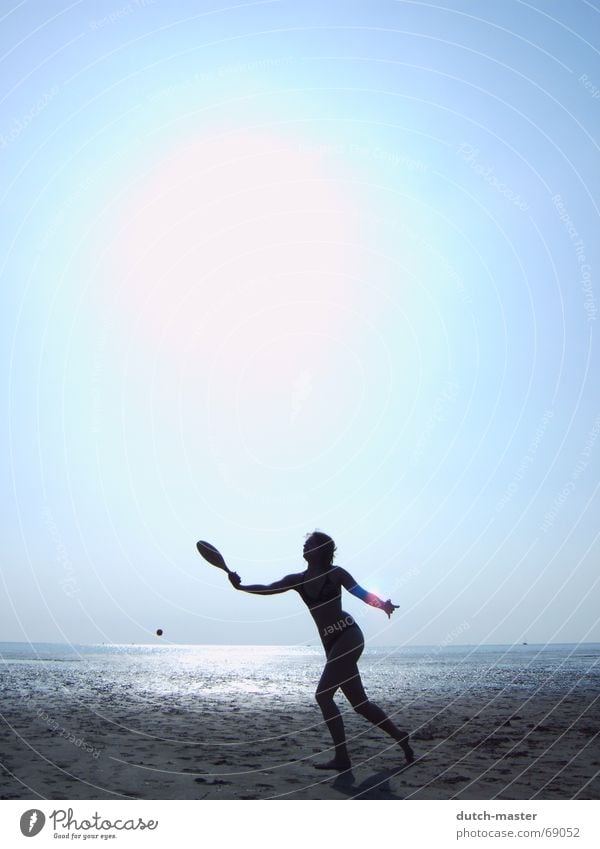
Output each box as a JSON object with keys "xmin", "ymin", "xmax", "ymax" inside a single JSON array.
[{"xmin": 441, "ymin": 775, "xmax": 470, "ymax": 784}]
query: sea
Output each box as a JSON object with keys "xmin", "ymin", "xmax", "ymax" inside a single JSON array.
[{"xmin": 1, "ymin": 642, "xmax": 599, "ymax": 709}]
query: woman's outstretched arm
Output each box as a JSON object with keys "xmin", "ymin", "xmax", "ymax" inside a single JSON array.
[
  {"xmin": 337, "ymin": 567, "xmax": 399, "ymax": 618},
  {"xmin": 228, "ymin": 572, "xmax": 302, "ymax": 595}
]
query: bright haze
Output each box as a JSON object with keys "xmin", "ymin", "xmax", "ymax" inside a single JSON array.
[{"xmin": 1, "ymin": 1, "xmax": 599, "ymax": 648}]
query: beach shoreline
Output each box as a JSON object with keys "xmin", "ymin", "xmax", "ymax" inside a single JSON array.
[{"xmin": 1, "ymin": 643, "xmax": 598, "ymax": 800}]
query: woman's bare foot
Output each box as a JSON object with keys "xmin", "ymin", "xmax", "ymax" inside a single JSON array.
[
  {"xmin": 314, "ymin": 757, "xmax": 352, "ymax": 771},
  {"xmin": 397, "ymin": 732, "xmax": 415, "ymax": 764}
]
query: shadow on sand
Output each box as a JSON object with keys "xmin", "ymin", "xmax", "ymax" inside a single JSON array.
[{"xmin": 331, "ymin": 764, "xmax": 413, "ymax": 799}]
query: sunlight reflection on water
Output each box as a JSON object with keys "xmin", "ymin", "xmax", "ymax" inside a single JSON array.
[{"xmin": 2, "ymin": 643, "xmax": 599, "ymax": 709}]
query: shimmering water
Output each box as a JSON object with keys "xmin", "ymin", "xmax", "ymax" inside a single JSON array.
[{"xmin": 1, "ymin": 642, "xmax": 598, "ymax": 710}]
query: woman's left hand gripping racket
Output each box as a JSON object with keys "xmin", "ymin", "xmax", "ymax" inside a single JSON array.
[{"xmin": 196, "ymin": 540, "xmax": 241, "ymax": 588}]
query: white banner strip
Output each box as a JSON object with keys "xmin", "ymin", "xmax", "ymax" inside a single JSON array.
[{"xmin": 0, "ymin": 800, "xmax": 598, "ymax": 847}]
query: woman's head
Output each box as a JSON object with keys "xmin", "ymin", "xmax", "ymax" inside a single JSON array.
[{"xmin": 302, "ymin": 531, "xmax": 336, "ymax": 568}]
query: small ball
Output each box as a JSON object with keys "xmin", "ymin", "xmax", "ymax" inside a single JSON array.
[{"xmin": 156, "ymin": 628, "xmax": 163, "ymax": 637}]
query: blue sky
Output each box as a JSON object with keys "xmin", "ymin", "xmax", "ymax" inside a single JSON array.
[{"xmin": 1, "ymin": 0, "xmax": 599, "ymax": 647}]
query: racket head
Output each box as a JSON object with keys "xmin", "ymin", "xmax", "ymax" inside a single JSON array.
[{"xmin": 196, "ymin": 540, "xmax": 228, "ymax": 571}]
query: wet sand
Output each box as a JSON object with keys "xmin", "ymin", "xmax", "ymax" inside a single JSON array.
[{"xmin": 1, "ymin": 682, "xmax": 598, "ymax": 799}]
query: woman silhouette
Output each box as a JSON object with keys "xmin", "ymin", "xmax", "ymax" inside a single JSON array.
[{"xmin": 228, "ymin": 531, "xmax": 414, "ymax": 771}]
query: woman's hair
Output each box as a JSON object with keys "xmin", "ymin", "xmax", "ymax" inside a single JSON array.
[{"xmin": 306, "ymin": 530, "xmax": 337, "ymax": 567}]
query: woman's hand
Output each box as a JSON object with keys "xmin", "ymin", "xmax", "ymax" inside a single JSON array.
[
  {"xmin": 382, "ymin": 599, "xmax": 399, "ymax": 618},
  {"xmin": 228, "ymin": 571, "xmax": 242, "ymax": 589}
]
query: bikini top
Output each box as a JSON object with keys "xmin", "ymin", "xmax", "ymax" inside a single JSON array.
[{"xmin": 296, "ymin": 568, "xmax": 341, "ymax": 610}]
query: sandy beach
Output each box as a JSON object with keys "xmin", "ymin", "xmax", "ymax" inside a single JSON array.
[{"xmin": 1, "ymin": 643, "xmax": 598, "ymax": 800}]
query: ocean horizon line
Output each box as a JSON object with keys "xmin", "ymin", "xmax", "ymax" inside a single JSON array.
[{"xmin": 1, "ymin": 639, "xmax": 599, "ymax": 650}]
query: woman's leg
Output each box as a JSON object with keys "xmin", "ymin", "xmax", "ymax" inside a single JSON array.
[
  {"xmin": 339, "ymin": 632, "xmax": 414, "ymax": 764},
  {"xmin": 313, "ymin": 627, "xmax": 365, "ymax": 770}
]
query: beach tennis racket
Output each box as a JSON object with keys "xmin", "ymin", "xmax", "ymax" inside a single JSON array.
[{"xmin": 196, "ymin": 540, "xmax": 231, "ymax": 574}]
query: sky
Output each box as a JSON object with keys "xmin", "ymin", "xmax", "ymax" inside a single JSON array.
[{"xmin": 1, "ymin": 0, "xmax": 599, "ymax": 648}]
